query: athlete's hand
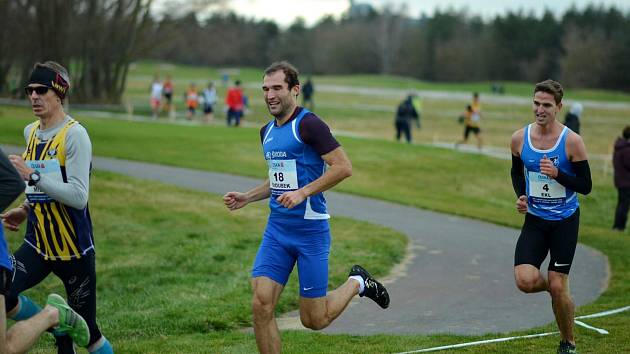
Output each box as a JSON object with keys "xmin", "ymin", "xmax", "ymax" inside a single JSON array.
[
  {"xmin": 8, "ymin": 155, "xmax": 34, "ymax": 181},
  {"xmin": 515, "ymin": 195, "xmax": 528, "ymax": 214},
  {"xmin": 276, "ymin": 190, "xmax": 306, "ymax": 209},
  {"xmin": 223, "ymin": 192, "xmax": 248, "ymax": 211},
  {"xmin": 1, "ymin": 207, "xmax": 28, "ymax": 231},
  {"xmin": 539, "ymin": 155, "xmax": 558, "ymax": 179}
]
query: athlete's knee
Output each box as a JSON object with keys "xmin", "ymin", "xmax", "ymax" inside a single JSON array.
[
  {"xmin": 514, "ymin": 273, "xmax": 540, "ymax": 293},
  {"xmin": 301, "ymin": 317, "xmax": 328, "ymax": 331},
  {"xmin": 548, "ymin": 277, "xmax": 569, "ymax": 299},
  {"xmin": 251, "ymin": 293, "xmax": 275, "ymax": 322},
  {"xmin": 299, "ymin": 312, "xmax": 330, "ymax": 331}
]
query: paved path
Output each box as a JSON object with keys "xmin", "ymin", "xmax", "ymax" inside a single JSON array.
[{"xmin": 1, "ymin": 145, "xmax": 609, "ymax": 335}]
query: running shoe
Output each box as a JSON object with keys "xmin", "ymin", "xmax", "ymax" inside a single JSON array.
[
  {"xmin": 557, "ymin": 340, "xmax": 577, "ymax": 354},
  {"xmin": 47, "ymin": 294, "xmax": 90, "ymax": 348},
  {"xmin": 349, "ymin": 265, "xmax": 390, "ymax": 309}
]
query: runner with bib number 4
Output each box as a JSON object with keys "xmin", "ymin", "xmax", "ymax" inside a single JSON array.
[{"xmin": 510, "ymin": 80, "xmax": 592, "ymax": 354}]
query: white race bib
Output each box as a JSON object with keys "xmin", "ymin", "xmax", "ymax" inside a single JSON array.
[
  {"xmin": 528, "ymin": 171, "xmax": 566, "ymax": 199},
  {"xmin": 268, "ymin": 159, "xmax": 298, "ymax": 192},
  {"xmin": 25, "ymin": 159, "xmax": 64, "ymax": 202}
]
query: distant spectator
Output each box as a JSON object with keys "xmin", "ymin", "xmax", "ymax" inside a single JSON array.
[
  {"xmin": 410, "ymin": 93, "xmax": 423, "ymax": 129},
  {"xmin": 302, "ymin": 77, "xmax": 315, "ymax": 111},
  {"xmin": 185, "ymin": 83, "xmax": 199, "ymax": 120},
  {"xmin": 150, "ymin": 75, "xmax": 163, "ymax": 119},
  {"xmin": 163, "ymin": 74, "xmax": 174, "ymax": 118},
  {"xmin": 455, "ymin": 94, "xmax": 483, "ymax": 151},
  {"xmin": 613, "ymin": 125, "xmax": 630, "ymax": 232},
  {"xmin": 564, "ymin": 102, "xmax": 583, "ymax": 135},
  {"xmin": 201, "ymin": 82, "xmax": 217, "ymax": 123},
  {"xmin": 225, "ymin": 80, "xmax": 244, "ymax": 127},
  {"xmin": 394, "ymin": 95, "xmax": 419, "ymax": 143}
]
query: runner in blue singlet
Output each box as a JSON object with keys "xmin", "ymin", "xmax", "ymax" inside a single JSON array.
[
  {"xmin": 510, "ymin": 79, "xmax": 592, "ymax": 354},
  {"xmin": 223, "ymin": 61, "xmax": 389, "ymax": 354}
]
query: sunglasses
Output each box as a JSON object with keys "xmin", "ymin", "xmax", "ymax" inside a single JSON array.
[{"xmin": 25, "ymin": 86, "xmax": 50, "ymax": 96}]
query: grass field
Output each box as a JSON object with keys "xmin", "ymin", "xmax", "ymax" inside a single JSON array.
[
  {"xmin": 1, "ymin": 100, "xmax": 629, "ymax": 353},
  {"xmin": 119, "ymin": 62, "xmax": 630, "ymax": 160},
  {"xmin": 9, "ymin": 171, "xmax": 405, "ymax": 353}
]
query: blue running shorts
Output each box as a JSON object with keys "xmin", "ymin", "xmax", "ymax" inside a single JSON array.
[{"xmin": 252, "ymin": 217, "xmax": 330, "ymax": 298}]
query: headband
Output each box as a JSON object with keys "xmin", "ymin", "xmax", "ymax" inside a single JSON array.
[{"xmin": 28, "ymin": 66, "xmax": 70, "ymax": 99}]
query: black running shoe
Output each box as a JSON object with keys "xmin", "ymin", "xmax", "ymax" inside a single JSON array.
[
  {"xmin": 349, "ymin": 265, "xmax": 390, "ymax": 309},
  {"xmin": 557, "ymin": 340, "xmax": 577, "ymax": 354}
]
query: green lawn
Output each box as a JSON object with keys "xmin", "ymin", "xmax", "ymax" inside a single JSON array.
[
  {"xmin": 1, "ymin": 106, "xmax": 629, "ymax": 353},
  {"xmin": 119, "ymin": 62, "xmax": 630, "ymax": 160},
  {"xmin": 12, "ymin": 172, "xmax": 405, "ymax": 353}
]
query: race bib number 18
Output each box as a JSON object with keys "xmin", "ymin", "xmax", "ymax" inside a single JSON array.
[{"xmin": 268, "ymin": 159, "xmax": 299, "ymax": 191}]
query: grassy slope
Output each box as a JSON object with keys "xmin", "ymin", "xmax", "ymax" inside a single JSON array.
[
  {"xmin": 2, "ymin": 106, "xmax": 629, "ymax": 353},
  {"xmin": 16, "ymin": 172, "xmax": 405, "ymax": 353}
]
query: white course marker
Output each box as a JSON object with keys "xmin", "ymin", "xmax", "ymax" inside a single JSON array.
[
  {"xmin": 393, "ymin": 305, "xmax": 630, "ymax": 354},
  {"xmin": 574, "ymin": 320, "xmax": 609, "ymax": 335},
  {"xmin": 393, "ymin": 332, "xmax": 558, "ymax": 354}
]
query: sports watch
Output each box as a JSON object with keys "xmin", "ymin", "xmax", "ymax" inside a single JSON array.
[{"xmin": 28, "ymin": 170, "xmax": 41, "ymax": 186}]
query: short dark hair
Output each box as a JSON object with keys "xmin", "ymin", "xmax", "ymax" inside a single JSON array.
[
  {"xmin": 264, "ymin": 61, "xmax": 299, "ymax": 90},
  {"xmin": 623, "ymin": 126, "xmax": 630, "ymax": 139},
  {"xmin": 534, "ymin": 79, "xmax": 563, "ymax": 104}
]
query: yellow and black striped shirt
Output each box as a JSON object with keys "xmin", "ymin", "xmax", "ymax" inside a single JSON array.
[{"xmin": 23, "ymin": 118, "xmax": 94, "ymax": 260}]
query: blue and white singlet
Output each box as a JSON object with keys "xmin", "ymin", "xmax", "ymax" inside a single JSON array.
[
  {"xmin": 261, "ymin": 109, "xmax": 330, "ymax": 220},
  {"xmin": 522, "ymin": 124, "xmax": 578, "ymax": 220}
]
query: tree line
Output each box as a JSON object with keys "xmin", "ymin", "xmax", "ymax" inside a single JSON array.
[
  {"xmin": 1, "ymin": 1, "xmax": 629, "ymax": 103},
  {"xmin": 0, "ymin": 0, "xmax": 152, "ymax": 103},
  {"xmin": 149, "ymin": 4, "xmax": 630, "ymax": 92}
]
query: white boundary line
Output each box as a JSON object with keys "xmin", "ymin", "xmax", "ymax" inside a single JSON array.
[
  {"xmin": 574, "ymin": 320, "xmax": 608, "ymax": 334},
  {"xmin": 393, "ymin": 332, "xmax": 559, "ymax": 354},
  {"xmin": 575, "ymin": 305, "xmax": 630, "ymax": 320},
  {"xmin": 392, "ymin": 305, "xmax": 630, "ymax": 354}
]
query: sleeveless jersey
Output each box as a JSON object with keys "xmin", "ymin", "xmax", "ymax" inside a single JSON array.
[
  {"xmin": 522, "ymin": 124, "xmax": 578, "ymax": 220},
  {"xmin": 262, "ymin": 109, "xmax": 330, "ymax": 221},
  {"xmin": 23, "ymin": 118, "xmax": 95, "ymax": 260},
  {"xmin": 0, "ymin": 225, "xmax": 12, "ymax": 271}
]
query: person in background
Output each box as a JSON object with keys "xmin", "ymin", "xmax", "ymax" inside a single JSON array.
[
  {"xmin": 225, "ymin": 80, "xmax": 244, "ymax": 127},
  {"xmin": 201, "ymin": 82, "xmax": 217, "ymax": 124},
  {"xmin": 612, "ymin": 126, "xmax": 630, "ymax": 232},
  {"xmin": 394, "ymin": 95, "xmax": 419, "ymax": 143},
  {"xmin": 563, "ymin": 102, "xmax": 583, "ymax": 135},
  {"xmin": 410, "ymin": 93, "xmax": 423, "ymax": 129},
  {"xmin": 162, "ymin": 74, "xmax": 175, "ymax": 119},
  {"xmin": 149, "ymin": 75, "xmax": 163, "ymax": 119},
  {"xmin": 185, "ymin": 83, "xmax": 199, "ymax": 121},
  {"xmin": 302, "ymin": 77, "xmax": 314, "ymax": 111}
]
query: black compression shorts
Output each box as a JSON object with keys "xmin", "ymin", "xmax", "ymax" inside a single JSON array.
[
  {"xmin": 0, "ymin": 265, "xmax": 12, "ymax": 296},
  {"xmin": 514, "ymin": 208, "xmax": 580, "ymax": 274},
  {"xmin": 464, "ymin": 126, "xmax": 480, "ymax": 139}
]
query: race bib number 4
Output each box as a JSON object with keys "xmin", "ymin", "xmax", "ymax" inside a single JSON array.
[
  {"xmin": 25, "ymin": 159, "xmax": 64, "ymax": 202},
  {"xmin": 268, "ymin": 159, "xmax": 299, "ymax": 192},
  {"xmin": 528, "ymin": 171, "xmax": 565, "ymax": 203}
]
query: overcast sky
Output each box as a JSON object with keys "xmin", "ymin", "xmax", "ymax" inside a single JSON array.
[{"xmin": 220, "ymin": 0, "xmax": 630, "ymax": 27}]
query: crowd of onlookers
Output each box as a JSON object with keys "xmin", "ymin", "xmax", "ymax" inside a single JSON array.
[{"xmin": 148, "ymin": 74, "xmax": 248, "ymax": 126}]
